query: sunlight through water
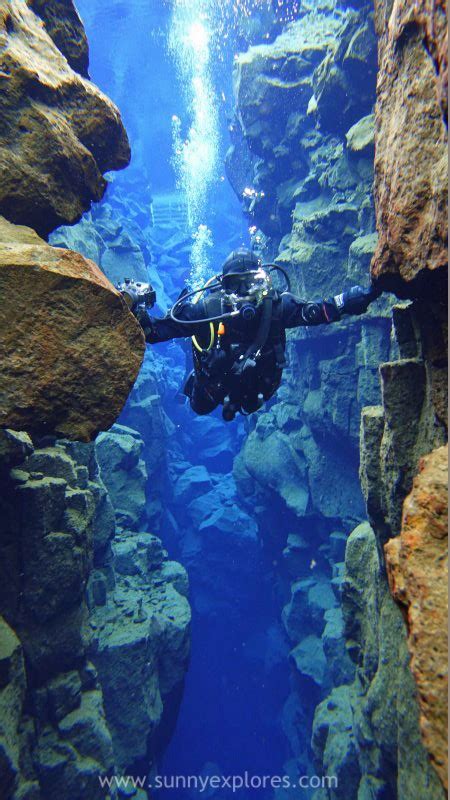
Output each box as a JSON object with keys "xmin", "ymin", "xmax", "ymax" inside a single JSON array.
[{"xmin": 168, "ymin": 0, "xmax": 301, "ymax": 287}]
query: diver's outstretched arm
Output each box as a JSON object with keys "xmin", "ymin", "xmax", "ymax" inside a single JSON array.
[
  {"xmin": 135, "ymin": 306, "xmax": 211, "ymax": 344},
  {"xmin": 118, "ymin": 278, "xmax": 209, "ymax": 344},
  {"xmin": 282, "ymin": 284, "xmax": 381, "ymax": 329},
  {"xmin": 134, "ymin": 309, "xmax": 184, "ymax": 343}
]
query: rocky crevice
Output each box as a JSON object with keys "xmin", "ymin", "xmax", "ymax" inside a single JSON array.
[
  {"xmin": 228, "ymin": 0, "xmax": 447, "ymax": 796},
  {"xmin": 0, "ymin": 3, "xmax": 191, "ymax": 798},
  {"xmin": 0, "ymin": 0, "xmax": 447, "ymax": 797}
]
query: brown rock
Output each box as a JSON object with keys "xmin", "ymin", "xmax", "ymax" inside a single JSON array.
[
  {"xmin": 385, "ymin": 445, "xmax": 448, "ymax": 789},
  {"xmin": 27, "ymin": 0, "xmax": 89, "ymax": 77},
  {"xmin": 0, "ymin": 218, "xmax": 145, "ymax": 442},
  {"xmin": 0, "ymin": 1, "xmax": 130, "ymax": 237},
  {"xmin": 371, "ymin": 0, "xmax": 448, "ymax": 296}
]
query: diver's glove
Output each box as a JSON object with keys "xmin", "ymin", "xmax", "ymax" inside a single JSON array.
[
  {"xmin": 134, "ymin": 307, "xmax": 157, "ymax": 341},
  {"xmin": 330, "ymin": 284, "xmax": 381, "ymax": 318},
  {"xmin": 117, "ymin": 279, "xmax": 156, "ymax": 311}
]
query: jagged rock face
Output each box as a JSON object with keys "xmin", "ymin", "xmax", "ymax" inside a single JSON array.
[
  {"xmin": 229, "ymin": 2, "xmax": 448, "ymax": 795},
  {"xmin": 0, "ymin": 439, "xmax": 116, "ymax": 799},
  {"xmin": 357, "ymin": 301, "xmax": 447, "ymax": 791},
  {"xmin": 27, "ymin": 0, "xmax": 89, "ymax": 77},
  {"xmin": 360, "ymin": 303, "xmax": 448, "ymax": 548},
  {"xmin": 228, "ymin": 3, "xmax": 400, "ymax": 783},
  {"xmin": 230, "ymin": 5, "xmax": 392, "ymax": 537},
  {"xmin": 230, "ymin": 7, "xmax": 378, "ymax": 238},
  {"xmin": 371, "ymin": 0, "xmax": 448, "ymax": 296},
  {"xmin": 312, "ymin": 523, "xmax": 445, "ymax": 800},
  {"xmin": 96, "ymin": 425, "xmax": 148, "ymax": 530},
  {"xmin": 385, "ymin": 446, "xmax": 448, "ymax": 790},
  {"xmin": 88, "ymin": 423, "xmax": 191, "ymax": 774},
  {"xmin": 0, "ymin": 0, "xmax": 130, "ymax": 237},
  {"xmin": 235, "ymin": 378, "xmax": 369, "ymax": 528},
  {"xmin": 0, "ymin": 217, "xmax": 145, "ymax": 442},
  {"xmin": 0, "ymin": 435, "xmax": 191, "ymax": 798},
  {"xmin": 51, "ymin": 200, "xmax": 190, "ymax": 315},
  {"xmin": 89, "ymin": 533, "xmax": 190, "ymax": 772},
  {"xmin": 0, "ymin": 617, "xmax": 26, "ymax": 800}
]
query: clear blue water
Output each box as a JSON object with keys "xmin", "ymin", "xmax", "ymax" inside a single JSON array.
[{"xmin": 70, "ymin": 2, "xmax": 364, "ymax": 797}]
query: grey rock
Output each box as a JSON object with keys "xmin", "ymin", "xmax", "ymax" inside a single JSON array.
[
  {"xmin": 241, "ymin": 427, "xmax": 309, "ymax": 517},
  {"xmin": 58, "ymin": 690, "xmax": 114, "ymax": 768},
  {"xmin": 312, "ymin": 685, "xmax": 360, "ymax": 798},
  {"xmin": 158, "ymin": 561, "xmax": 189, "ymax": 598},
  {"xmin": 135, "ymin": 532, "xmax": 165, "ymax": 570},
  {"xmin": 347, "ymin": 233, "xmax": 378, "ymax": 281},
  {"xmin": 290, "ymin": 635, "xmax": 327, "ymax": 686},
  {"xmin": 0, "ymin": 430, "xmax": 33, "ymax": 471},
  {"xmin": 0, "ymin": 618, "xmax": 26, "ymax": 798},
  {"xmin": 113, "ymin": 540, "xmax": 140, "ymax": 577},
  {"xmin": 174, "ymin": 465, "xmax": 213, "ymax": 505},
  {"xmin": 91, "ymin": 586, "xmax": 190, "ymax": 770},
  {"xmin": 86, "ymin": 572, "xmax": 108, "ymax": 609},
  {"xmin": 47, "ymin": 671, "xmax": 82, "ymax": 723},
  {"xmin": 96, "ymin": 426, "xmax": 147, "ymax": 530},
  {"xmin": 313, "ymin": 523, "xmax": 445, "ymax": 799},
  {"xmin": 346, "ymin": 114, "xmax": 375, "ymax": 155}
]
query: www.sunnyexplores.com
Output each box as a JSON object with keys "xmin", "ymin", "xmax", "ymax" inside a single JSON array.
[{"xmin": 99, "ymin": 772, "xmax": 339, "ymax": 792}]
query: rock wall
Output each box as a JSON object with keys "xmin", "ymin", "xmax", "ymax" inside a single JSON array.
[
  {"xmin": 228, "ymin": 1, "xmax": 391, "ymax": 784},
  {"xmin": 0, "ymin": 3, "xmax": 191, "ymax": 797},
  {"xmin": 0, "ymin": 431, "xmax": 190, "ymax": 799},
  {"xmin": 385, "ymin": 446, "xmax": 448, "ymax": 790},
  {"xmin": 228, "ymin": 0, "xmax": 447, "ymax": 795},
  {"xmin": 0, "ymin": 433, "xmax": 116, "ymax": 800},
  {"xmin": 310, "ymin": 299, "xmax": 448, "ymax": 797},
  {"xmin": 360, "ymin": 0, "xmax": 448, "ymax": 788},
  {"xmin": 311, "ymin": 522, "xmax": 444, "ymax": 800},
  {"xmin": 371, "ymin": 0, "xmax": 448, "ymax": 295},
  {"xmin": 311, "ymin": 0, "xmax": 448, "ymax": 794}
]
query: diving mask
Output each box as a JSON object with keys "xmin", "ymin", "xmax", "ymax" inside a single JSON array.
[{"xmin": 221, "ymin": 268, "xmax": 273, "ymax": 310}]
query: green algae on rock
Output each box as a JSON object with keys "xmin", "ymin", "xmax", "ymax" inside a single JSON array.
[{"xmin": 312, "ymin": 522, "xmax": 445, "ymax": 800}]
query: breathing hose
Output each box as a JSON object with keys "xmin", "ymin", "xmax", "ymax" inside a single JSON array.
[
  {"xmin": 169, "ymin": 264, "xmax": 291, "ymax": 327},
  {"xmin": 191, "ymin": 275, "xmax": 218, "ymax": 353}
]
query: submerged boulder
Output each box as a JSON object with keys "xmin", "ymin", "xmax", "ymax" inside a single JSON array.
[
  {"xmin": 0, "ymin": 0, "xmax": 130, "ymax": 237},
  {"xmin": 241, "ymin": 426, "xmax": 309, "ymax": 516},
  {"xmin": 0, "ymin": 218, "xmax": 145, "ymax": 442}
]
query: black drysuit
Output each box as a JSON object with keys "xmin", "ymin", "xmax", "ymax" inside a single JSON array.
[{"xmin": 137, "ymin": 287, "xmax": 371, "ymax": 417}]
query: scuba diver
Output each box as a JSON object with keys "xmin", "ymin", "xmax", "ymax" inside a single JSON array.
[{"xmin": 118, "ymin": 248, "xmax": 380, "ymax": 422}]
